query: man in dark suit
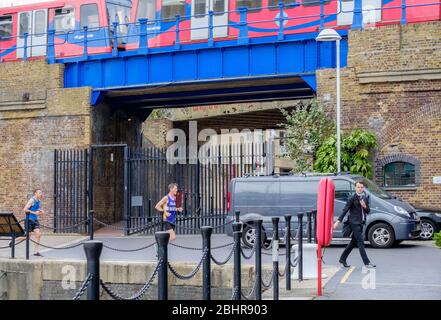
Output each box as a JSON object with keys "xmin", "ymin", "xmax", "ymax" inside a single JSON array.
[{"xmin": 333, "ymin": 181, "xmax": 376, "ymax": 268}]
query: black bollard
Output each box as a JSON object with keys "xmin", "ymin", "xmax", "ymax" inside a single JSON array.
[
  {"xmin": 10, "ymin": 232, "xmax": 15, "ymax": 259},
  {"xmin": 234, "ymin": 210, "xmax": 240, "ymax": 223},
  {"xmin": 307, "ymin": 211, "xmax": 312, "ymax": 244},
  {"xmin": 284, "ymin": 215, "xmax": 292, "ymax": 290},
  {"xmin": 312, "ymin": 210, "xmax": 317, "ymax": 244},
  {"xmin": 232, "ymin": 222, "xmax": 242, "ymax": 300},
  {"xmin": 83, "ymin": 240, "xmax": 103, "ymax": 300},
  {"xmin": 272, "ymin": 217, "xmax": 279, "ymax": 300},
  {"xmin": 25, "ymin": 213, "xmax": 30, "ymax": 260},
  {"xmin": 89, "ymin": 210, "xmax": 94, "ymax": 241},
  {"xmin": 298, "ymin": 213, "xmax": 304, "ymax": 281},
  {"xmin": 254, "ymin": 219, "xmax": 262, "ymax": 300},
  {"xmin": 156, "ymin": 231, "xmax": 170, "ymax": 300},
  {"xmin": 201, "ymin": 226, "xmax": 213, "ymax": 300}
]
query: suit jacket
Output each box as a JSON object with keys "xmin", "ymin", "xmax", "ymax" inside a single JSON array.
[{"xmin": 338, "ymin": 193, "xmax": 370, "ymax": 225}]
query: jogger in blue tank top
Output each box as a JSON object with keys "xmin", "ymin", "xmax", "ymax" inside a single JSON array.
[
  {"xmin": 155, "ymin": 183, "xmax": 183, "ymax": 241},
  {"xmin": 15, "ymin": 188, "xmax": 45, "ymax": 256}
]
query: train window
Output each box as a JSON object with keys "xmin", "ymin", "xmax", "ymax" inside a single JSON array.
[
  {"xmin": 136, "ymin": 0, "xmax": 157, "ymax": 22},
  {"xmin": 19, "ymin": 12, "xmax": 30, "ymax": 36},
  {"xmin": 235, "ymin": 0, "xmax": 262, "ymax": 11},
  {"xmin": 55, "ymin": 7, "xmax": 75, "ymax": 32},
  {"xmin": 302, "ymin": 0, "xmax": 329, "ymax": 6},
  {"xmin": 0, "ymin": 15, "xmax": 13, "ymax": 40},
  {"xmin": 162, "ymin": 0, "xmax": 186, "ymax": 20},
  {"xmin": 194, "ymin": 0, "xmax": 206, "ymax": 15},
  {"xmin": 80, "ymin": 3, "xmax": 100, "ymax": 29},
  {"xmin": 35, "ymin": 11, "xmax": 46, "ymax": 34},
  {"xmin": 213, "ymin": 0, "xmax": 225, "ymax": 13},
  {"xmin": 268, "ymin": 0, "xmax": 293, "ymax": 8}
]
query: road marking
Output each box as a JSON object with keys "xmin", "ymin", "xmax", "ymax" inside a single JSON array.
[
  {"xmin": 343, "ymin": 281, "xmax": 441, "ymax": 288},
  {"xmin": 340, "ymin": 266, "xmax": 355, "ymax": 284}
]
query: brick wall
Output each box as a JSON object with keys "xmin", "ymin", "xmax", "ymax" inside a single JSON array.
[
  {"xmin": 317, "ymin": 22, "xmax": 441, "ymax": 209},
  {"xmin": 0, "ymin": 60, "xmax": 92, "ymax": 226}
]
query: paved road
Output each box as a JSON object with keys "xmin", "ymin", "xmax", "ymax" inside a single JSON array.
[{"xmin": 318, "ymin": 240, "xmax": 441, "ymax": 300}]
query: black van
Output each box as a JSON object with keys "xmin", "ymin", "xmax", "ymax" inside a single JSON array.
[{"xmin": 226, "ymin": 173, "xmax": 421, "ymax": 249}]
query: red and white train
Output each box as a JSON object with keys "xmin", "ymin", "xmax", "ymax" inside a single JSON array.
[{"xmin": 0, "ymin": 0, "xmax": 440, "ymax": 61}]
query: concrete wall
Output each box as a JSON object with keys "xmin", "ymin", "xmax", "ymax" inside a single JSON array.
[
  {"xmin": 317, "ymin": 22, "xmax": 441, "ymax": 209},
  {"xmin": 0, "ymin": 258, "xmax": 260, "ymax": 300}
]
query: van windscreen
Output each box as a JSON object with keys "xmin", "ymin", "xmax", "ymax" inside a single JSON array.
[{"xmin": 359, "ymin": 177, "xmax": 391, "ymax": 199}]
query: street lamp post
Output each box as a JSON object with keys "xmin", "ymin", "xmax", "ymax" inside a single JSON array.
[{"xmin": 316, "ymin": 29, "xmax": 342, "ymax": 173}]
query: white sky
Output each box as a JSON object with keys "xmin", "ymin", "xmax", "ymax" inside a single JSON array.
[{"xmin": 0, "ymin": 0, "xmax": 54, "ymax": 8}]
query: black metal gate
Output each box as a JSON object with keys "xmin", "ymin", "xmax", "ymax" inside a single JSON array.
[
  {"xmin": 126, "ymin": 142, "xmax": 274, "ymax": 235},
  {"xmin": 53, "ymin": 149, "xmax": 89, "ymax": 233},
  {"xmin": 54, "ymin": 142, "xmax": 274, "ymax": 235}
]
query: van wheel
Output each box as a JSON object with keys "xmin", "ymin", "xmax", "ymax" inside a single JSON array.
[
  {"xmin": 368, "ymin": 223, "xmax": 395, "ymax": 248},
  {"xmin": 242, "ymin": 224, "xmax": 266, "ymax": 248}
]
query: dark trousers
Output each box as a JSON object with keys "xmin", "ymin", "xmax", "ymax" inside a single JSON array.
[{"xmin": 340, "ymin": 223, "xmax": 370, "ymax": 265}]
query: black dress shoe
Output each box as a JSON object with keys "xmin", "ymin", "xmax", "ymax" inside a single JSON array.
[
  {"xmin": 339, "ymin": 260, "xmax": 350, "ymax": 268},
  {"xmin": 365, "ymin": 263, "xmax": 376, "ymax": 268}
]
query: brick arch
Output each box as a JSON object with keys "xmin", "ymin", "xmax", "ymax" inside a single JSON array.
[
  {"xmin": 375, "ymin": 154, "xmax": 421, "ymax": 187},
  {"xmin": 377, "ymin": 102, "xmax": 441, "ymax": 146}
]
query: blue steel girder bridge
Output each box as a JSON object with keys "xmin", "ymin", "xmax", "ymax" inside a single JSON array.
[{"xmin": 49, "ymin": 2, "xmax": 355, "ymax": 109}]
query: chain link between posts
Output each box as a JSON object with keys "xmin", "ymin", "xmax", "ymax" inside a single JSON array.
[{"xmin": 72, "ymin": 273, "xmax": 93, "ymax": 300}]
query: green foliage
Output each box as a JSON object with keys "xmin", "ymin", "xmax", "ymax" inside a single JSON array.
[
  {"xmin": 280, "ymin": 99, "xmax": 335, "ymax": 173},
  {"xmin": 434, "ymin": 231, "xmax": 441, "ymax": 249},
  {"xmin": 314, "ymin": 129, "xmax": 378, "ymax": 178}
]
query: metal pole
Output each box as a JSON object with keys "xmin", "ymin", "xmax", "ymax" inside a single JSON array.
[
  {"xmin": 312, "ymin": 210, "xmax": 317, "ymax": 244},
  {"xmin": 156, "ymin": 231, "xmax": 169, "ymax": 300},
  {"xmin": 298, "ymin": 213, "xmax": 304, "ymax": 281},
  {"xmin": 11, "ymin": 232, "xmax": 15, "ymax": 259},
  {"xmin": 336, "ymin": 38, "xmax": 341, "ymax": 173},
  {"xmin": 83, "ymin": 240, "xmax": 103, "ymax": 300},
  {"xmin": 307, "ymin": 211, "xmax": 312, "ymax": 243},
  {"xmin": 88, "ymin": 146, "xmax": 93, "ymax": 235},
  {"xmin": 124, "ymin": 146, "xmax": 130, "ymax": 236},
  {"xmin": 232, "ymin": 222, "xmax": 242, "ymax": 300},
  {"xmin": 234, "ymin": 210, "xmax": 240, "ymax": 223},
  {"xmin": 255, "ymin": 219, "xmax": 262, "ymax": 300},
  {"xmin": 285, "ymin": 215, "xmax": 292, "ymax": 290},
  {"xmin": 201, "ymin": 226, "xmax": 213, "ymax": 300},
  {"xmin": 89, "ymin": 210, "xmax": 94, "ymax": 241},
  {"xmin": 25, "ymin": 212, "xmax": 30, "ymax": 260},
  {"xmin": 272, "ymin": 217, "xmax": 279, "ymax": 300}
]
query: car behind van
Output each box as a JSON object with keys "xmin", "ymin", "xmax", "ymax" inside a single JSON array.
[{"xmin": 226, "ymin": 173, "xmax": 421, "ymax": 249}]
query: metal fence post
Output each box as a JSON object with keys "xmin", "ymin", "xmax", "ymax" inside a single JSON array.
[
  {"xmin": 238, "ymin": 7, "xmax": 249, "ymax": 45},
  {"xmin": 83, "ymin": 26, "xmax": 88, "ymax": 60},
  {"xmin": 156, "ymin": 231, "xmax": 169, "ymax": 300},
  {"xmin": 123, "ymin": 146, "xmax": 130, "ymax": 236},
  {"xmin": 89, "ymin": 210, "xmax": 94, "ymax": 241},
  {"xmin": 312, "ymin": 210, "xmax": 317, "ymax": 243},
  {"xmin": 272, "ymin": 217, "xmax": 279, "ymax": 300},
  {"xmin": 298, "ymin": 213, "xmax": 304, "ymax": 281},
  {"xmin": 112, "ymin": 22, "xmax": 119, "ymax": 57},
  {"xmin": 174, "ymin": 15, "xmax": 181, "ymax": 49},
  {"xmin": 307, "ymin": 211, "xmax": 312, "ymax": 243},
  {"xmin": 83, "ymin": 240, "xmax": 103, "ymax": 300},
  {"xmin": 232, "ymin": 222, "xmax": 242, "ymax": 300},
  {"xmin": 277, "ymin": 2, "xmax": 285, "ymax": 40},
  {"xmin": 25, "ymin": 212, "xmax": 30, "ymax": 260},
  {"xmin": 234, "ymin": 210, "xmax": 240, "ymax": 223},
  {"xmin": 285, "ymin": 214, "xmax": 292, "ymax": 290},
  {"xmin": 47, "ymin": 29, "xmax": 55, "ymax": 63},
  {"xmin": 208, "ymin": 11, "xmax": 214, "ymax": 47},
  {"xmin": 400, "ymin": 0, "xmax": 407, "ymax": 25},
  {"xmin": 138, "ymin": 18, "xmax": 148, "ymax": 54},
  {"xmin": 10, "ymin": 232, "xmax": 16, "ymax": 259},
  {"xmin": 352, "ymin": 0, "xmax": 363, "ymax": 29},
  {"xmin": 255, "ymin": 219, "xmax": 262, "ymax": 300},
  {"xmin": 201, "ymin": 226, "xmax": 213, "ymax": 300},
  {"xmin": 23, "ymin": 32, "xmax": 28, "ymax": 62}
]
